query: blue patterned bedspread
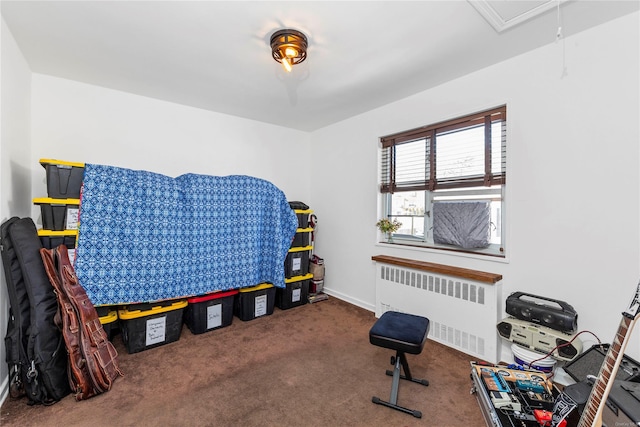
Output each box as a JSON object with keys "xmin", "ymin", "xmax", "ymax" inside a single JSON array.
[{"xmin": 75, "ymin": 164, "xmax": 297, "ymax": 306}]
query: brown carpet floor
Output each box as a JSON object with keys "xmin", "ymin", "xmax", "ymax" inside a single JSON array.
[{"xmin": 0, "ymin": 297, "xmax": 486, "ymax": 427}]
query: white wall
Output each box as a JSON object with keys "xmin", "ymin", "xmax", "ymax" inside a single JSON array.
[
  {"xmin": 1, "ymin": 8, "xmax": 638, "ymax": 406},
  {"xmin": 1, "ymin": 60, "xmax": 312, "ymax": 406},
  {"xmin": 310, "ymin": 12, "xmax": 640, "ymax": 362},
  {"xmin": 0, "ymin": 17, "xmax": 33, "ymax": 404},
  {"xmin": 1, "ymin": 20, "xmax": 32, "ymax": 218},
  {"xmin": 30, "ymin": 74, "xmax": 311, "ymax": 209}
]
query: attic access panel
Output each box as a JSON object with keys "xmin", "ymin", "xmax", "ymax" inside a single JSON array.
[{"xmin": 468, "ymin": 0, "xmax": 569, "ymax": 32}]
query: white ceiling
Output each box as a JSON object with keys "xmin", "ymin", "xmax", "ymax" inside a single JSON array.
[{"xmin": 2, "ymin": 1, "xmax": 638, "ymax": 131}]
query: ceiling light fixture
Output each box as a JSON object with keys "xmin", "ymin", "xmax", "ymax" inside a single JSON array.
[{"xmin": 270, "ymin": 29, "xmax": 308, "ymax": 72}]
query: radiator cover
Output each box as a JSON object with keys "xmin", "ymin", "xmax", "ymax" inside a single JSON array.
[{"xmin": 375, "ymin": 263, "xmax": 502, "ymax": 364}]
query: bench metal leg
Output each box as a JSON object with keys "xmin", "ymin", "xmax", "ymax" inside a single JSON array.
[
  {"xmin": 385, "ymin": 352, "xmax": 430, "ymax": 386},
  {"xmin": 372, "ymin": 351, "xmax": 429, "ymax": 418}
]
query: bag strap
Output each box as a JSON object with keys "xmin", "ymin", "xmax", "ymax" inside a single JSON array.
[
  {"xmin": 54, "ymin": 245, "xmax": 123, "ymax": 392},
  {"xmin": 40, "ymin": 247, "xmax": 99, "ymax": 400}
]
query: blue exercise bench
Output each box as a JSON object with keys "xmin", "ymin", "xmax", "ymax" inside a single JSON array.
[{"xmin": 369, "ymin": 311, "xmax": 430, "ymax": 418}]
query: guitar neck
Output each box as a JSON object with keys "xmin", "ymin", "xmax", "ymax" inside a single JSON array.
[{"xmin": 577, "ymin": 315, "xmax": 635, "ymax": 427}]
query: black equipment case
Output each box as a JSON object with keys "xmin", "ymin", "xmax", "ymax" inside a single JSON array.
[
  {"xmin": 1, "ymin": 217, "xmax": 70, "ymax": 404},
  {"xmin": 563, "ymin": 344, "xmax": 640, "ymax": 426},
  {"xmin": 470, "ymin": 362, "xmax": 560, "ymax": 427}
]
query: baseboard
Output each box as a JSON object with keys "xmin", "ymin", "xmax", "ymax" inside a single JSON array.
[
  {"xmin": 0, "ymin": 374, "xmax": 9, "ymax": 408},
  {"xmin": 322, "ymin": 287, "xmax": 375, "ymax": 313}
]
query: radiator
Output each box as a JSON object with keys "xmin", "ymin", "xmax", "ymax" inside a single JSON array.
[{"xmin": 375, "ymin": 263, "xmax": 502, "ymax": 364}]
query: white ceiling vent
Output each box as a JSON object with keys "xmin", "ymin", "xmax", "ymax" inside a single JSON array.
[{"xmin": 468, "ymin": 0, "xmax": 569, "ymax": 32}]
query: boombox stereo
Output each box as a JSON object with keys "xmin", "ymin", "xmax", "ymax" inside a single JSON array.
[
  {"xmin": 506, "ymin": 292, "xmax": 578, "ymax": 333},
  {"xmin": 497, "ymin": 317, "xmax": 583, "ymax": 362}
]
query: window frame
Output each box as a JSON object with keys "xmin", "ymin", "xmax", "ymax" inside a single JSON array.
[{"xmin": 379, "ymin": 106, "xmax": 506, "ymax": 257}]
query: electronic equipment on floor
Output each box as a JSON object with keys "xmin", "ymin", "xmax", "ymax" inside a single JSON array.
[
  {"xmin": 470, "ymin": 362, "xmax": 559, "ymax": 427},
  {"xmin": 505, "ymin": 292, "xmax": 578, "ymax": 333},
  {"xmin": 497, "ymin": 316, "xmax": 583, "ymax": 361}
]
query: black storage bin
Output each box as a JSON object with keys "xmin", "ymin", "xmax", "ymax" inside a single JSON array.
[
  {"xmin": 34, "ymin": 197, "xmax": 80, "ymax": 231},
  {"xmin": 184, "ymin": 289, "xmax": 238, "ymax": 334},
  {"xmin": 37, "ymin": 229, "xmax": 77, "ymax": 249},
  {"xmin": 96, "ymin": 306, "xmax": 118, "ymax": 341},
  {"xmin": 234, "ymin": 284, "xmax": 275, "ymax": 321},
  {"xmin": 293, "ymin": 209, "xmax": 311, "ymax": 228},
  {"xmin": 285, "ymin": 247, "xmax": 311, "ymax": 278},
  {"xmin": 291, "ymin": 228, "xmax": 312, "ymax": 248},
  {"xmin": 276, "ymin": 275, "xmax": 311, "ymax": 310},
  {"xmin": 288, "ymin": 201, "xmax": 309, "ymax": 210},
  {"xmin": 40, "ymin": 159, "xmax": 85, "ymax": 199},
  {"xmin": 118, "ymin": 299, "xmax": 187, "ymax": 354}
]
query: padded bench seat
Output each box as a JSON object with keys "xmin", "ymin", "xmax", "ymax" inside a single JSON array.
[
  {"xmin": 369, "ymin": 311, "xmax": 430, "ymax": 418},
  {"xmin": 369, "ymin": 311, "xmax": 429, "ymax": 354}
]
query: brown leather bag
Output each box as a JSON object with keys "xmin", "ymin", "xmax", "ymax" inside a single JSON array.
[{"xmin": 40, "ymin": 245, "xmax": 123, "ymax": 400}]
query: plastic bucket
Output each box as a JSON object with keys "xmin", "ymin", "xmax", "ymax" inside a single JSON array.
[{"xmin": 511, "ymin": 344, "xmax": 556, "ymax": 375}]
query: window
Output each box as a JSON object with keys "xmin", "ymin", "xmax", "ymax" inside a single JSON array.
[{"xmin": 379, "ymin": 106, "xmax": 506, "ymax": 256}]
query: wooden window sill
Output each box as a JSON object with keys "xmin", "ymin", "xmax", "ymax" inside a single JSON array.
[{"xmin": 371, "ymin": 255, "xmax": 502, "ymax": 284}]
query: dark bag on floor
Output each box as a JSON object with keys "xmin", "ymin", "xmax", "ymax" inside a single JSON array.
[
  {"xmin": 1, "ymin": 217, "xmax": 70, "ymax": 405},
  {"xmin": 40, "ymin": 245, "xmax": 123, "ymax": 400}
]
